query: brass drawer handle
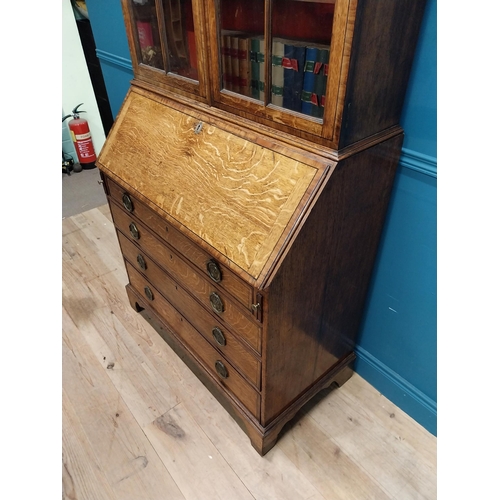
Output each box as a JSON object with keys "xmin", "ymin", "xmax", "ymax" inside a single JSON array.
[
  {"xmin": 212, "ymin": 327, "xmax": 226, "ymax": 347},
  {"xmin": 209, "ymin": 292, "xmax": 224, "ymax": 314},
  {"xmin": 215, "ymin": 360, "xmax": 228, "ymax": 379},
  {"xmin": 206, "ymin": 259, "xmax": 222, "ymax": 283},
  {"xmin": 122, "ymin": 193, "xmax": 134, "ymax": 213},
  {"xmin": 137, "ymin": 254, "xmax": 147, "ymax": 270},
  {"xmin": 144, "ymin": 286, "xmax": 154, "ymax": 301},
  {"xmin": 129, "ymin": 222, "xmax": 140, "ymax": 240}
]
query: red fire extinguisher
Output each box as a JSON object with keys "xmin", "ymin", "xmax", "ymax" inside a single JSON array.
[{"xmin": 63, "ymin": 103, "xmax": 97, "ymax": 169}]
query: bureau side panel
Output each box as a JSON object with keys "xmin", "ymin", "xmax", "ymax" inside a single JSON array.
[{"xmin": 261, "ymin": 134, "xmax": 403, "ymax": 425}]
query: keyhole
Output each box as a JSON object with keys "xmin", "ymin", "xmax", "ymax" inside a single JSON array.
[{"xmin": 194, "ymin": 121, "xmax": 203, "ymax": 134}]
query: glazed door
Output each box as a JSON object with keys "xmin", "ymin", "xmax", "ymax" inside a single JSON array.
[
  {"xmin": 206, "ymin": 0, "xmax": 354, "ymax": 141},
  {"xmin": 124, "ymin": 0, "xmax": 209, "ymax": 99}
]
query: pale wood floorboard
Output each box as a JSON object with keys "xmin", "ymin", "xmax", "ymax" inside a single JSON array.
[{"xmin": 62, "ymin": 206, "xmax": 437, "ymax": 500}]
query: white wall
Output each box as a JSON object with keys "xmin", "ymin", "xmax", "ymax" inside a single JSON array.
[{"xmin": 62, "ymin": 0, "xmax": 105, "ymax": 155}]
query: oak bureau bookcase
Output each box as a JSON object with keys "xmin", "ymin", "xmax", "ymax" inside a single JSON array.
[{"xmin": 97, "ymin": 0, "xmax": 427, "ymax": 455}]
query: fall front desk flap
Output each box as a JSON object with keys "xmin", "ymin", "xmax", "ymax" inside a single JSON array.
[{"xmin": 98, "ymin": 91, "xmax": 327, "ymax": 282}]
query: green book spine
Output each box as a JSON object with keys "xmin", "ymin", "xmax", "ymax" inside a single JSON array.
[
  {"xmin": 271, "ymin": 39, "xmax": 285, "ymax": 107},
  {"xmin": 250, "ymin": 38, "xmax": 260, "ymax": 99},
  {"xmin": 257, "ymin": 37, "xmax": 265, "ymax": 101}
]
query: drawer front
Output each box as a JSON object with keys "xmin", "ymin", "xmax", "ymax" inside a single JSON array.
[
  {"xmin": 126, "ymin": 264, "xmax": 260, "ymax": 418},
  {"xmin": 107, "ymin": 178, "xmax": 253, "ymax": 309},
  {"xmin": 111, "ymin": 201, "xmax": 261, "ymax": 353},
  {"xmin": 123, "ymin": 253, "xmax": 261, "ymax": 386}
]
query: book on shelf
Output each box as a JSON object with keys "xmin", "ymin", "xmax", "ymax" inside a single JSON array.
[
  {"xmin": 186, "ymin": 30, "xmax": 198, "ymax": 79},
  {"xmin": 311, "ymin": 46, "xmax": 330, "ymax": 119},
  {"xmin": 221, "ymin": 30, "xmax": 255, "ymax": 96},
  {"xmin": 230, "ymin": 35, "xmax": 241, "ymax": 94},
  {"xmin": 300, "ymin": 45, "xmax": 319, "ymax": 116},
  {"xmin": 272, "ymin": 38, "xmax": 329, "ymax": 116},
  {"xmin": 271, "ymin": 38, "xmax": 285, "ymax": 107},
  {"xmin": 221, "ymin": 33, "xmax": 233, "ymax": 91},
  {"xmin": 257, "ymin": 37, "xmax": 265, "ymax": 101},
  {"xmin": 282, "ymin": 41, "xmax": 307, "ymax": 112},
  {"xmin": 250, "ymin": 36, "xmax": 265, "ymax": 101},
  {"xmin": 237, "ymin": 36, "xmax": 251, "ymax": 97},
  {"xmin": 221, "ymin": 31, "xmax": 330, "ymax": 118}
]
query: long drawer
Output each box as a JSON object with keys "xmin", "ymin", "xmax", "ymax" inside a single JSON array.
[
  {"xmin": 107, "ymin": 177, "xmax": 254, "ymax": 310},
  {"xmin": 121, "ymin": 241, "xmax": 261, "ymax": 387},
  {"xmin": 126, "ymin": 263, "xmax": 260, "ymax": 418},
  {"xmin": 110, "ymin": 200, "xmax": 261, "ymax": 353}
]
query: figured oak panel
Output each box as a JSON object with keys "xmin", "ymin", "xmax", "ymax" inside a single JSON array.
[{"xmin": 99, "ymin": 91, "xmax": 318, "ymax": 278}]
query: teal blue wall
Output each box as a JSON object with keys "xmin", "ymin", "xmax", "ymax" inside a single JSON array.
[
  {"xmin": 355, "ymin": 0, "xmax": 437, "ymax": 434},
  {"xmin": 85, "ymin": 0, "xmax": 133, "ymax": 118},
  {"xmin": 85, "ymin": 0, "xmax": 437, "ymax": 435},
  {"xmin": 400, "ymin": 0, "xmax": 437, "ymax": 159}
]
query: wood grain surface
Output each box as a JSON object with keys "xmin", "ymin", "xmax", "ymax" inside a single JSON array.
[{"xmin": 99, "ymin": 91, "xmax": 318, "ymax": 278}]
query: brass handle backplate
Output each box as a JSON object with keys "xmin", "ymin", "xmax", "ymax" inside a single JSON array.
[
  {"xmin": 144, "ymin": 286, "xmax": 154, "ymax": 301},
  {"xmin": 209, "ymin": 292, "xmax": 224, "ymax": 314},
  {"xmin": 215, "ymin": 360, "xmax": 228, "ymax": 379},
  {"xmin": 137, "ymin": 254, "xmax": 147, "ymax": 270},
  {"xmin": 212, "ymin": 327, "xmax": 226, "ymax": 347},
  {"xmin": 129, "ymin": 222, "xmax": 140, "ymax": 240},
  {"xmin": 122, "ymin": 193, "xmax": 134, "ymax": 213},
  {"xmin": 206, "ymin": 259, "xmax": 222, "ymax": 283}
]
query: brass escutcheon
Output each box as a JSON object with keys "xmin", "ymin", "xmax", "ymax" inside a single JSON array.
[
  {"xmin": 206, "ymin": 259, "xmax": 222, "ymax": 283},
  {"xmin": 122, "ymin": 193, "xmax": 134, "ymax": 212},
  {"xmin": 215, "ymin": 360, "xmax": 228, "ymax": 379},
  {"xmin": 212, "ymin": 327, "xmax": 226, "ymax": 346},
  {"xmin": 137, "ymin": 254, "xmax": 147, "ymax": 270},
  {"xmin": 144, "ymin": 286, "xmax": 154, "ymax": 301},
  {"xmin": 129, "ymin": 222, "xmax": 140, "ymax": 240},
  {"xmin": 209, "ymin": 292, "xmax": 224, "ymax": 314}
]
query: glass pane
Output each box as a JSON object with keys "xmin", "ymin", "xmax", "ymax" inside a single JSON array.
[
  {"xmin": 131, "ymin": 0, "xmax": 164, "ymax": 70},
  {"xmin": 219, "ymin": 0, "xmax": 265, "ymax": 99},
  {"xmin": 272, "ymin": 0, "xmax": 334, "ymax": 118},
  {"xmin": 162, "ymin": 0, "xmax": 199, "ymax": 80}
]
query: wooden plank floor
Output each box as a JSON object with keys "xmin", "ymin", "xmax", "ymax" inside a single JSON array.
[{"xmin": 62, "ymin": 205, "xmax": 437, "ymax": 500}]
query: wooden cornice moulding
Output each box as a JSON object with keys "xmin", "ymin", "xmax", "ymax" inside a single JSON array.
[{"xmin": 336, "ymin": 125, "xmax": 404, "ymax": 160}]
